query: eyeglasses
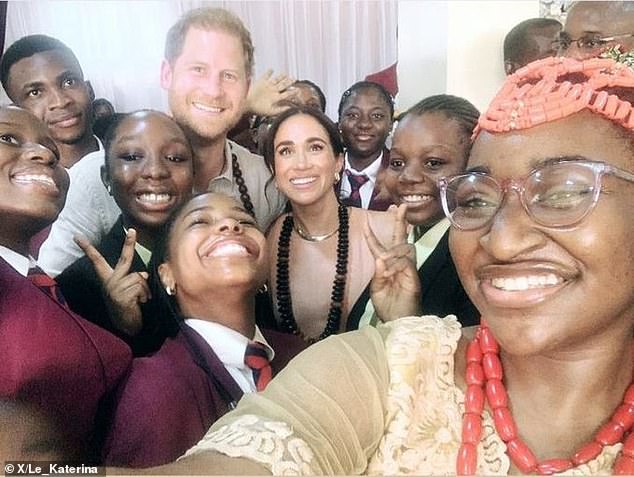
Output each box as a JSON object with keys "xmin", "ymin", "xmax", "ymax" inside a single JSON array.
[
  {"xmin": 553, "ymin": 33, "xmax": 634, "ymax": 53},
  {"xmin": 439, "ymin": 160, "xmax": 634, "ymax": 231}
]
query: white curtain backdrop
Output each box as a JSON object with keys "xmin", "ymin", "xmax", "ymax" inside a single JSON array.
[{"xmin": 2, "ymin": 1, "xmax": 398, "ymax": 119}]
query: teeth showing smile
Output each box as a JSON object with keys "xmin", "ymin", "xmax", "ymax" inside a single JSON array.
[
  {"xmin": 193, "ymin": 102, "xmax": 223, "ymax": 113},
  {"xmin": 290, "ymin": 177, "xmax": 317, "ymax": 185},
  {"xmin": 401, "ymin": 194, "xmax": 433, "ymax": 204},
  {"xmin": 13, "ymin": 174, "xmax": 56, "ymax": 187},
  {"xmin": 207, "ymin": 243, "xmax": 249, "ymax": 257},
  {"xmin": 490, "ymin": 274, "xmax": 563, "ymax": 291},
  {"xmin": 138, "ymin": 193, "xmax": 171, "ymax": 204}
]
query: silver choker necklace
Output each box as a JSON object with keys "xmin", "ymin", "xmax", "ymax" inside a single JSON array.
[{"xmin": 294, "ymin": 222, "xmax": 339, "ymax": 242}]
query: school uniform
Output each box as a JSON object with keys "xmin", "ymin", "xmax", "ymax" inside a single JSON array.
[
  {"xmin": 103, "ymin": 322, "xmax": 305, "ymax": 467},
  {"xmin": 0, "ymin": 249, "xmax": 131, "ymax": 459},
  {"xmin": 57, "ymin": 216, "xmax": 164, "ymax": 356},
  {"xmin": 337, "ymin": 148, "xmax": 393, "ymax": 211},
  {"xmin": 347, "ymin": 219, "xmax": 479, "ymax": 329}
]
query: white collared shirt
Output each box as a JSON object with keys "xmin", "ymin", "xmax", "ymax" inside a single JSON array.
[
  {"xmin": 0, "ymin": 245, "xmax": 36, "ymax": 277},
  {"xmin": 184, "ymin": 319, "xmax": 275, "ymax": 393},
  {"xmin": 338, "ymin": 151, "xmax": 384, "ymax": 209},
  {"xmin": 38, "ymin": 137, "xmax": 120, "ymax": 277}
]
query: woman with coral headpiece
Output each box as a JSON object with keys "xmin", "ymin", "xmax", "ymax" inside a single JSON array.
[{"xmin": 159, "ymin": 56, "xmax": 634, "ymax": 475}]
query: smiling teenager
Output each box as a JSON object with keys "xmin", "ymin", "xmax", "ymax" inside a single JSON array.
[
  {"xmin": 0, "ymin": 35, "xmax": 98, "ymax": 169},
  {"xmin": 337, "ymin": 81, "xmax": 394, "ymax": 211},
  {"xmin": 102, "ymin": 192, "xmax": 304, "ymax": 467},
  {"xmin": 156, "ymin": 56, "xmax": 634, "ymax": 476},
  {"xmin": 0, "ymin": 35, "xmax": 109, "ymax": 259},
  {"xmin": 55, "ymin": 110, "xmax": 194, "ymax": 356},
  {"xmin": 0, "ymin": 106, "xmax": 130, "ymax": 460},
  {"xmin": 347, "ymin": 95, "xmax": 480, "ymax": 329}
]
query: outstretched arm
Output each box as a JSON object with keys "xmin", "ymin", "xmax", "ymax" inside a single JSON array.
[{"xmin": 162, "ymin": 327, "xmax": 390, "ymax": 475}]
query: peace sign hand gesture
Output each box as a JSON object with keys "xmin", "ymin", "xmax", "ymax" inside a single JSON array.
[
  {"xmin": 74, "ymin": 229, "xmax": 150, "ymax": 336},
  {"xmin": 364, "ymin": 204, "xmax": 422, "ymax": 322}
]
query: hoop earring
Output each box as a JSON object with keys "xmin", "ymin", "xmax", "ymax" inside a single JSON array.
[
  {"xmin": 334, "ymin": 172, "xmax": 341, "ymax": 182},
  {"xmin": 166, "ymin": 286, "xmax": 176, "ymax": 296},
  {"xmin": 106, "ymin": 184, "xmax": 112, "ymax": 194}
]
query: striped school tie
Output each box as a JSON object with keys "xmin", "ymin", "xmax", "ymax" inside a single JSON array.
[
  {"xmin": 346, "ymin": 172, "xmax": 369, "ymax": 208},
  {"xmin": 28, "ymin": 265, "xmax": 68, "ymax": 308},
  {"xmin": 244, "ymin": 341, "xmax": 273, "ymax": 391}
]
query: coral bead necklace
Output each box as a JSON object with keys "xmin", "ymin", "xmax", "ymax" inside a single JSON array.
[{"xmin": 456, "ymin": 323, "xmax": 634, "ymax": 475}]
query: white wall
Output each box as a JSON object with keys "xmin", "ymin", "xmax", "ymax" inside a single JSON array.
[
  {"xmin": 2, "ymin": 1, "xmax": 543, "ymax": 115},
  {"xmin": 397, "ymin": 0, "xmax": 539, "ymax": 113},
  {"xmin": 446, "ymin": 0, "xmax": 539, "ymax": 111},
  {"xmin": 397, "ymin": 1, "xmax": 448, "ymax": 113}
]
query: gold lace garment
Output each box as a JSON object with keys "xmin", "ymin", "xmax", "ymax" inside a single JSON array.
[{"xmin": 183, "ymin": 316, "xmax": 620, "ymax": 475}]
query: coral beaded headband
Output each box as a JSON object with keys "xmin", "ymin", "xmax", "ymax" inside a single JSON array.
[{"xmin": 475, "ymin": 56, "xmax": 634, "ymax": 137}]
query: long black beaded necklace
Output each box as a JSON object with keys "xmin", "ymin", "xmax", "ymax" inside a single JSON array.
[
  {"xmin": 230, "ymin": 148, "xmax": 256, "ymax": 219},
  {"xmin": 276, "ymin": 204, "xmax": 349, "ymax": 344}
]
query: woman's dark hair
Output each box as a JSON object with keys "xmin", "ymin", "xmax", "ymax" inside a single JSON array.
[
  {"xmin": 261, "ymin": 106, "xmax": 344, "ymax": 176},
  {"xmin": 398, "ymin": 94, "xmax": 480, "ymax": 149},
  {"xmin": 337, "ymin": 80, "xmax": 395, "ymax": 119}
]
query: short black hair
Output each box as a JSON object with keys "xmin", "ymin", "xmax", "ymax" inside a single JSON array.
[
  {"xmin": 0, "ymin": 34, "xmax": 82, "ymax": 98},
  {"xmin": 503, "ymin": 18, "xmax": 562, "ymax": 70},
  {"xmin": 93, "ymin": 112, "xmax": 124, "ymax": 143},
  {"xmin": 337, "ymin": 80, "xmax": 394, "ymax": 119},
  {"xmin": 294, "ymin": 79, "xmax": 327, "ymax": 112}
]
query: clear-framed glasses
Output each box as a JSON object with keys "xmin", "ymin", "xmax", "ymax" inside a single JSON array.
[
  {"xmin": 439, "ymin": 160, "xmax": 634, "ymax": 231},
  {"xmin": 553, "ymin": 33, "xmax": 634, "ymax": 53}
]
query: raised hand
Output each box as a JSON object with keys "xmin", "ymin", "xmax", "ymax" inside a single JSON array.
[
  {"xmin": 364, "ymin": 204, "xmax": 422, "ymax": 322},
  {"xmin": 246, "ymin": 69, "xmax": 297, "ymax": 117},
  {"xmin": 75, "ymin": 229, "xmax": 149, "ymax": 336}
]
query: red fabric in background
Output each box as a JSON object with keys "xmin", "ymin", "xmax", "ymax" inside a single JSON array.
[{"xmin": 365, "ymin": 62, "xmax": 398, "ymax": 97}]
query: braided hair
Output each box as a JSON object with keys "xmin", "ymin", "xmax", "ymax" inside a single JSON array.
[{"xmin": 398, "ymin": 94, "xmax": 480, "ymax": 149}]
